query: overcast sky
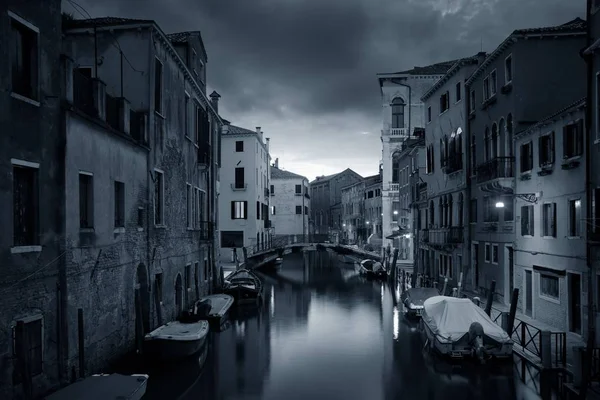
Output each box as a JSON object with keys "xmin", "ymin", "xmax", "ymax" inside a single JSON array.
[{"xmin": 63, "ymin": 0, "xmax": 585, "ymax": 181}]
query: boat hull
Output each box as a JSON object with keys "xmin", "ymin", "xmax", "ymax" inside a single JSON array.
[
  {"xmin": 45, "ymin": 374, "xmax": 148, "ymax": 400},
  {"xmin": 143, "ymin": 334, "xmax": 208, "ymax": 361},
  {"xmin": 225, "ymin": 285, "xmax": 261, "ymax": 305},
  {"xmin": 405, "ymin": 305, "xmax": 424, "ymax": 318},
  {"xmin": 421, "ymin": 319, "xmax": 513, "ymax": 360}
]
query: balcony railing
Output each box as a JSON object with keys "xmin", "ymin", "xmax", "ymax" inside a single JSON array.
[
  {"xmin": 476, "ymin": 157, "xmax": 514, "ymax": 184},
  {"xmin": 199, "ymin": 221, "xmax": 213, "ymax": 241},
  {"xmin": 428, "ymin": 226, "xmax": 464, "ymax": 245},
  {"xmin": 389, "ymin": 182, "xmax": 400, "ymax": 191},
  {"xmin": 390, "ymin": 128, "xmax": 408, "ymax": 136}
]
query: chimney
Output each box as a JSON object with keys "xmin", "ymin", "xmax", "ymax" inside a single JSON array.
[
  {"xmin": 256, "ymin": 126, "xmax": 261, "ymax": 134},
  {"xmin": 274, "ymin": 158, "xmax": 279, "ymax": 168},
  {"xmin": 209, "ymin": 90, "xmax": 221, "ymax": 114},
  {"xmin": 476, "ymin": 51, "xmax": 487, "ymax": 64},
  {"xmin": 266, "ymin": 137, "xmax": 270, "ymax": 153}
]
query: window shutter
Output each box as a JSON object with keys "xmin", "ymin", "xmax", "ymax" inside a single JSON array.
[
  {"xmin": 577, "ymin": 119, "xmax": 584, "ymax": 156},
  {"xmin": 551, "ymin": 203, "xmax": 556, "ymax": 236},
  {"xmin": 538, "ymin": 137, "xmax": 543, "ymax": 166},
  {"xmin": 520, "ymin": 205, "xmax": 527, "ymax": 235},
  {"xmin": 527, "ymin": 143, "xmax": 533, "ymax": 169},
  {"xmin": 563, "ymin": 126, "xmax": 569, "ymax": 159},
  {"xmin": 230, "ymin": 201, "xmax": 235, "ymax": 219},
  {"xmin": 243, "ymin": 201, "xmax": 248, "ymax": 220}
]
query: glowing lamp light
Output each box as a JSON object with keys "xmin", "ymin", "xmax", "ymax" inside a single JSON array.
[
  {"xmin": 393, "ymin": 210, "xmax": 399, "ymax": 215},
  {"xmin": 495, "ymin": 201, "xmax": 505, "ymax": 208},
  {"xmin": 366, "ymin": 221, "xmax": 370, "ymax": 224}
]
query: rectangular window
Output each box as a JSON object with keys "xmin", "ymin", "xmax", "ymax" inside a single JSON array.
[
  {"xmin": 521, "ymin": 205, "xmax": 534, "ymax": 236},
  {"xmin": 540, "ymin": 274, "xmax": 559, "ymax": 299},
  {"xmin": 13, "ymin": 164, "xmax": 39, "ymax": 246},
  {"xmin": 469, "ymin": 90, "xmax": 475, "ymax": 113},
  {"xmin": 484, "ymin": 243, "xmax": 491, "ymax": 262},
  {"xmin": 492, "ymin": 244, "xmax": 499, "ymax": 264},
  {"xmin": 137, "ymin": 207, "xmax": 144, "ymax": 228},
  {"xmin": 186, "ymin": 184, "xmax": 192, "ymax": 228},
  {"xmin": 198, "ymin": 189, "xmax": 205, "ymax": 225},
  {"xmin": 154, "ymin": 58, "xmax": 163, "ymax": 114},
  {"xmin": 256, "ymin": 201, "xmax": 261, "ymax": 220},
  {"xmin": 502, "ymin": 196, "xmax": 514, "ymax": 221},
  {"xmin": 490, "ymin": 70, "xmax": 497, "ymax": 95},
  {"xmin": 79, "ymin": 172, "xmax": 94, "ymax": 229},
  {"xmin": 542, "ymin": 203, "xmax": 557, "ymax": 237},
  {"xmin": 271, "ymin": 206, "xmax": 276, "ymax": 215},
  {"xmin": 483, "ymin": 196, "xmax": 498, "ymax": 222},
  {"xmin": 470, "ymin": 199, "xmax": 477, "ymax": 223},
  {"xmin": 194, "ymin": 261, "xmax": 200, "ymax": 298},
  {"xmin": 563, "ymin": 120, "xmax": 584, "ymax": 159},
  {"xmin": 9, "ymin": 13, "xmax": 39, "ymax": 101},
  {"xmin": 114, "ymin": 181, "xmax": 125, "ymax": 228},
  {"xmin": 12, "ymin": 316, "xmax": 43, "ymax": 378},
  {"xmin": 184, "ymin": 94, "xmax": 190, "ymax": 138},
  {"xmin": 455, "ymin": 81, "xmax": 462, "ymax": 102},
  {"xmin": 427, "ymin": 106, "xmax": 431, "ymax": 122},
  {"xmin": 539, "ymin": 132, "xmax": 555, "ymax": 166},
  {"xmin": 270, "ymin": 184, "xmax": 274, "ymax": 194},
  {"xmin": 483, "ymin": 76, "xmax": 490, "ymax": 101},
  {"xmin": 520, "ymin": 141, "xmax": 533, "ymax": 172},
  {"xmin": 235, "ymin": 140, "xmax": 244, "ymax": 152},
  {"xmin": 505, "ymin": 55, "xmax": 513, "ymax": 84},
  {"xmin": 439, "ymin": 91, "xmax": 449, "ymax": 113},
  {"xmin": 234, "ymin": 167, "xmax": 245, "ymax": 189},
  {"xmin": 204, "ymin": 258, "xmax": 209, "ymax": 282},
  {"xmin": 295, "ymin": 184, "xmax": 302, "ymax": 194},
  {"xmin": 231, "ymin": 201, "xmax": 247, "ymax": 219},
  {"xmin": 305, "ymin": 206, "xmax": 308, "ymax": 215},
  {"xmin": 569, "ymin": 199, "xmax": 582, "ymax": 237},
  {"xmin": 154, "ymin": 170, "xmax": 164, "ymax": 225},
  {"xmin": 296, "ymin": 206, "xmax": 302, "ymax": 215}
]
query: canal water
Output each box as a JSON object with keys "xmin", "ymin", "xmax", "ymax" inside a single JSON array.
[{"xmin": 127, "ymin": 249, "xmax": 547, "ymax": 400}]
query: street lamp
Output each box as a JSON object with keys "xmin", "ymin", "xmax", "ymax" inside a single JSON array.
[{"xmin": 495, "ymin": 192, "xmax": 542, "ymax": 208}]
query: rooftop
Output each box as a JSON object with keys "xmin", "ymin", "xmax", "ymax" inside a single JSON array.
[
  {"xmin": 515, "ymin": 97, "xmax": 586, "ymax": 139},
  {"xmin": 271, "ymin": 167, "xmax": 306, "ymax": 180},
  {"xmin": 378, "ymin": 59, "xmax": 460, "ymax": 77}
]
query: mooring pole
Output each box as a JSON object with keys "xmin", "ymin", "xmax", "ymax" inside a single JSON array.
[{"xmin": 484, "ymin": 280, "xmax": 496, "ymax": 317}]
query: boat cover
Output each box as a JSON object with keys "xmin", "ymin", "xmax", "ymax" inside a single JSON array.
[
  {"xmin": 422, "ymin": 296, "xmax": 510, "ymax": 343},
  {"xmin": 145, "ymin": 320, "xmax": 209, "ymax": 342},
  {"xmin": 406, "ymin": 288, "xmax": 440, "ymax": 306},
  {"xmin": 45, "ymin": 374, "xmax": 148, "ymax": 400}
]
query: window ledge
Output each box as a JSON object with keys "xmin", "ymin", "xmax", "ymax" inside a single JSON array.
[
  {"xmin": 154, "ymin": 111, "xmax": 166, "ymax": 119},
  {"xmin": 522, "ymin": 235, "xmax": 533, "ymax": 238},
  {"xmin": 455, "ymin": 99, "xmax": 462, "ymax": 105},
  {"xmin": 80, "ymin": 228, "xmax": 95, "ymax": 233},
  {"xmin": 155, "ymin": 224, "xmax": 167, "ymax": 229},
  {"xmin": 542, "ymin": 236, "xmax": 556, "ymax": 239},
  {"xmin": 492, "ymin": 261, "xmax": 498, "ymax": 265},
  {"xmin": 11, "ymin": 92, "xmax": 40, "ymax": 107},
  {"xmin": 567, "ymin": 236, "xmax": 581, "ymax": 240},
  {"xmin": 539, "ymin": 294, "xmax": 560, "ymax": 305},
  {"xmin": 113, "ymin": 227, "xmax": 125, "ymax": 234},
  {"xmin": 439, "ymin": 109, "xmax": 449, "ymax": 116},
  {"xmin": 11, "ymin": 245, "xmax": 42, "ymax": 254}
]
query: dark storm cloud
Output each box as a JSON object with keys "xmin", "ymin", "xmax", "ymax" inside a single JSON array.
[{"xmin": 64, "ymin": 0, "xmax": 585, "ymax": 118}]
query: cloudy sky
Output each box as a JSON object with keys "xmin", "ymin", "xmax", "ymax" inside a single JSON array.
[{"xmin": 63, "ymin": 0, "xmax": 585, "ymax": 181}]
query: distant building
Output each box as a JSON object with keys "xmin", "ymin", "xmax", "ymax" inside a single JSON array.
[
  {"xmin": 341, "ymin": 181, "xmax": 366, "ymax": 244},
  {"xmin": 513, "ymin": 98, "xmax": 586, "ymax": 334},
  {"xmin": 309, "ymin": 169, "xmax": 363, "ymax": 238},
  {"xmin": 408, "ymin": 141, "xmax": 426, "ymax": 272},
  {"xmin": 269, "ymin": 159, "xmax": 310, "ymax": 237},
  {"xmin": 377, "ymin": 59, "xmax": 459, "ymax": 254},
  {"xmin": 0, "ymin": 2, "xmax": 64, "ymax": 397},
  {"xmin": 419, "ymin": 55, "xmax": 483, "ymax": 290},
  {"xmin": 363, "ymin": 173, "xmax": 383, "ymax": 248},
  {"xmin": 466, "ymin": 17, "xmax": 586, "ymax": 304},
  {"xmin": 219, "ymin": 125, "xmax": 272, "ymax": 261}
]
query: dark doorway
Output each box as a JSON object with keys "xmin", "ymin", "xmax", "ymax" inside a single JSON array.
[
  {"xmin": 525, "ymin": 270, "xmax": 533, "ymax": 317},
  {"xmin": 473, "ymin": 244, "xmax": 479, "ymax": 289},
  {"xmin": 136, "ymin": 264, "xmax": 150, "ymax": 333},
  {"xmin": 569, "ymin": 273, "xmax": 582, "ymax": 334},
  {"xmin": 175, "ymin": 273, "xmax": 183, "ymax": 317}
]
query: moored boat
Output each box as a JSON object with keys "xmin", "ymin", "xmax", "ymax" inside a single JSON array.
[
  {"xmin": 401, "ymin": 287, "xmax": 440, "ymax": 318},
  {"xmin": 188, "ymin": 294, "xmax": 234, "ymax": 328},
  {"xmin": 224, "ymin": 269, "xmax": 262, "ymax": 305},
  {"xmin": 421, "ymin": 296, "xmax": 513, "ymax": 362},
  {"xmin": 359, "ymin": 259, "xmax": 387, "ymax": 279},
  {"xmin": 273, "ymin": 257, "xmax": 283, "ymax": 269},
  {"xmin": 45, "ymin": 373, "xmax": 148, "ymax": 400},
  {"xmin": 144, "ymin": 320, "xmax": 209, "ymax": 360}
]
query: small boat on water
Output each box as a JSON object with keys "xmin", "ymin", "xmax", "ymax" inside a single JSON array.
[
  {"xmin": 421, "ymin": 296, "xmax": 513, "ymax": 362},
  {"xmin": 359, "ymin": 259, "xmax": 387, "ymax": 279},
  {"xmin": 224, "ymin": 269, "xmax": 262, "ymax": 305},
  {"xmin": 45, "ymin": 373, "xmax": 148, "ymax": 400},
  {"xmin": 402, "ymin": 287, "xmax": 440, "ymax": 318},
  {"xmin": 183, "ymin": 294, "xmax": 234, "ymax": 328},
  {"xmin": 273, "ymin": 257, "xmax": 283, "ymax": 269},
  {"xmin": 144, "ymin": 320, "xmax": 209, "ymax": 360}
]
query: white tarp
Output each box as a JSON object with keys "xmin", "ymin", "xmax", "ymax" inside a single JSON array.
[{"xmin": 422, "ymin": 296, "xmax": 511, "ymax": 343}]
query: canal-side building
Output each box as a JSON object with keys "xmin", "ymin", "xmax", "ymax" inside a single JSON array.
[
  {"xmin": 364, "ymin": 173, "xmax": 383, "ymax": 249},
  {"xmin": 341, "ymin": 180, "xmax": 366, "ymax": 244},
  {"xmin": 513, "ymin": 99, "xmax": 587, "ymax": 335},
  {"xmin": 0, "ymin": 2, "xmax": 65, "ymax": 397},
  {"xmin": 219, "ymin": 124, "xmax": 272, "ymax": 260},
  {"xmin": 466, "ymin": 17, "xmax": 586, "ymax": 305},
  {"xmin": 310, "ymin": 168, "xmax": 363, "ymax": 238},
  {"xmin": 269, "ymin": 159, "xmax": 310, "ymax": 237},
  {"xmin": 408, "ymin": 142, "xmax": 427, "ymax": 275},
  {"xmin": 63, "ymin": 16, "xmax": 223, "ymax": 373},
  {"xmin": 420, "ymin": 55, "xmax": 483, "ymax": 292},
  {"xmin": 377, "ymin": 60, "xmax": 459, "ymax": 254}
]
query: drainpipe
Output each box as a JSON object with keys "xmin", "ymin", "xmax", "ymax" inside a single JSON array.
[
  {"xmin": 581, "ymin": 0, "xmax": 595, "ymax": 396},
  {"xmin": 464, "ymin": 81, "xmax": 473, "ymax": 292}
]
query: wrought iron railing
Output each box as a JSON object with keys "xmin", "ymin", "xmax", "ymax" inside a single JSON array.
[{"xmin": 476, "ymin": 157, "xmax": 515, "ymax": 184}]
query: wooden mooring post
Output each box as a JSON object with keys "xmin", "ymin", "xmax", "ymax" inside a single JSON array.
[
  {"xmin": 507, "ymin": 288, "xmax": 519, "ymax": 334},
  {"xmin": 484, "ymin": 280, "xmax": 496, "ymax": 317},
  {"xmin": 390, "ymin": 248, "xmax": 399, "ymax": 285}
]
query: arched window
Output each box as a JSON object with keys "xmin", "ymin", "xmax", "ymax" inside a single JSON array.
[
  {"xmin": 498, "ymin": 118, "xmax": 506, "ymax": 157},
  {"xmin": 448, "ymin": 194, "xmax": 454, "ymax": 227},
  {"xmin": 429, "ymin": 200, "xmax": 435, "ymax": 226},
  {"xmin": 506, "ymin": 114, "xmax": 513, "ymax": 157},
  {"xmin": 484, "ymin": 126, "xmax": 490, "ymax": 161},
  {"xmin": 456, "ymin": 128, "xmax": 463, "ymax": 169},
  {"xmin": 439, "ymin": 197, "xmax": 444, "ymax": 227},
  {"xmin": 458, "ymin": 193, "xmax": 464, "ymax": 226},
  {"xmin": 470, "ymin": 133, "xmax": 477, "ymax": 172},
  {"xmin": 491, "ymin": 122, "xmax": 498, "ymax": 159},
  {"xmin": 439, "ymin": 138, "xmax": 445, "ymax": 166},
  {"xmin": 392, "ymin": 151, "xmax": 401, "ymax": 182},
  {"xmin": 391, "ymin": 97, "xmax": 405, "ymax": 129}
]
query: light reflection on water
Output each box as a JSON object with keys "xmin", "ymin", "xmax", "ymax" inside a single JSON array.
[{"xmin": 134, "ymin": 250, "xmax": 547, "ymax": 400}]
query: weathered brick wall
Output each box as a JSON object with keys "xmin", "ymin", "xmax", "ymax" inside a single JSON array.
[{"xmin": 0, "ymin": 1, "xmax": 64, "ymax": 398}]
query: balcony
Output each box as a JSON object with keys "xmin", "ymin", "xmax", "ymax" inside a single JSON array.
[
  {"xmin": 428, "ymin": 226, "xmax": 464, "ymax": 245},
  {"xmin": 476, "ymin": 157, "xmax": 514, "ymax": 185},
  {"xmin": 199, "ymin": 221, "xmax": 213, "ymax": 241},
  {"xmin": 388, "ymin": 182, "xmax": 400, "ymax": 192},
  {"xmin": 387, "ymin": 127, "xmax": 408, "ymax": 137}
]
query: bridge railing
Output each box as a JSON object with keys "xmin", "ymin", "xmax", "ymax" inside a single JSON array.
[{"xmin": 243, "ymin": 234, "xmax": 331, "ymax": 257}]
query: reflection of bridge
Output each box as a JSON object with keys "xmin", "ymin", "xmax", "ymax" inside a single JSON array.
[{"xmin": 240, "ymin": 234, "xmax": 382, "ymax": 269}]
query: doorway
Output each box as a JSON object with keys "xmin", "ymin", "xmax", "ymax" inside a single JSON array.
[
  {"xmin": 569, "ymin": 273, "xmax": 582, "ymax": 334},
  {"xmin": 175, "ymin": 273, "xmax": 183, "ymax": 317},
  {"xmin": 136, "ymin": 264, "xmax": 150, "ymax": 334},
  {"xmin": 525, "ymin": 270, "xmax": 533, "ymax": 317}
]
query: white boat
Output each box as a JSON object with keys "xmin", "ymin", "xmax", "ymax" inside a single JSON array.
[
  {"xmin": 188, "ymin": 294, "xmax": 234, "ymax": 327},
  {"xmin": 45, "ymin": 373, "xmax": 148, "ymax": 400},
  {"xmin": 421, "ymin": 296, "xmax": 513, "ymax": 362},
  {"xmin": 144, "ymin": 320, "xmax": 209, "ymax": 360},
  {"xmin": 359, "ymin": 259, "xmax": 387, "ymax": 279},
  {"xmin": 274, "ymin": 257, "xmax": 283, "ymax": 269}
]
